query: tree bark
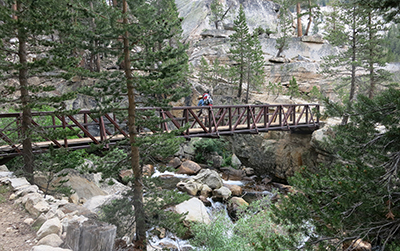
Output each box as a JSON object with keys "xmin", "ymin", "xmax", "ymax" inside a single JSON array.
[
  {"xmin": 17, "ymin": 1, "xmax": 34, "ymax": 183},
  {"xmin": 304, "ymin": 0, "xmax": 312, "ymax": 36},
  {"xmin": 297, "ymin": 2, "xmax": 303, "ymax": 37},
  {"xmin": 342, "ymin": 6, "xmax": 357, "ymax": 125},
  {"xmin": 122, "ymin": 0, "xmax": 146, "ymax": 249},
  {"xmin": 367, "ymin": 12, "xmax": 375, "ymax": 99}
]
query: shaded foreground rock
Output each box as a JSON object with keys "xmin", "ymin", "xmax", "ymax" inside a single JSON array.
[{"xmin": 63, "ymin": 218, "xmax": 116, "ymax": 251}]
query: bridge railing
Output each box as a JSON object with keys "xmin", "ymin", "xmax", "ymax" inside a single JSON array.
[
  {"xmin": 148, "ymin": 104, "xmax": 320, "ymax": 137},
  {"xmin": 0, "ymin": 104, "xmax": 319, "ymax": 156}
]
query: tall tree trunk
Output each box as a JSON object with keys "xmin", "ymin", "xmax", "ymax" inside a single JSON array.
[
  {"xmin": 17, "ymin": 2, "xmax": 34, "ymax": 183},
  {"xmin": 367, "ymin": 12, "xmax": 375, "ymax": 99},
  {"xmin": 122, "ymin": 0, "xmax": 146, "ymax": 249},
  {"xmin": 304, "ymin": 0, "xmax": 312, "ymax": 36},
  {"xmin": 238, "ymin": 54, "xmax": 243, "ymax": 98},
  {"xmin": 342, "ymin": 6, "xmax": 357, "ymax": 125},
  {"xmin": 297, "ymin": 2, "xmax": 303, "ymax": 37}
]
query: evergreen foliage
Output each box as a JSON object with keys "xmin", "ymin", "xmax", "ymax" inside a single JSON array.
[
  {"xmin": 384, "ymin": 24, "xmax": 400, "ymax": 63},
  {"xmin": 275, "ymin": 0, "xmax": 294, "ymax": 57},
  {"xmin": 209, "ymin": 0, "xmax": 231, "ymax": 30},
  {"xmin": 271, "ymin": 88, "xmax": 400, "ymax": 249},
  {"xmin": 190, "ymin": 197, "xmax": 300, "ymax": 251},
  {"xmin": 77, "ymin": 0, "xmax": 190, "ymax": 248},
  {"xmin": 320, "ymin": 0, "xmax": 390, "ymax": 124},
  {"xmin": 229, "ymin": 5, "xmax": 265, "ymax": 102},
  {"xmin": 0, "ymin": 0, "xmax": 87, "ymax": 181}
]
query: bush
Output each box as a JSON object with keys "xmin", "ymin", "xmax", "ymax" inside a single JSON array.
[
  {"xmin": 190, "ymin": 197, "xmax": 299, "ymax": 251},
  {"xmin": 193, "ymin": 138, "xmax": 232, "ymax": 166}
]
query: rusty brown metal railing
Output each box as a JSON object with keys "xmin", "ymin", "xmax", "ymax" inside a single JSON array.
[{"xmin": 0, "ymin": 104, "xmax": 319, "ymax": 157}]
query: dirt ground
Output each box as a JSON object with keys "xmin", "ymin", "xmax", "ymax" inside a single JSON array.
[{"xmin": 0, "ymin": 185, "xmax": 37, "ymax": 251}]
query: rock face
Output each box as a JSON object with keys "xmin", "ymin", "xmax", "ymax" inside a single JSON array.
[{"xmin": 229, "ymin": 131, "xmax": 318, "ymax": 180}]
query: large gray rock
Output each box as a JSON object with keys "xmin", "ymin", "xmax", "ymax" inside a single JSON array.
[
  {"xmin": 31, "ymin": 246, "xmax": 72, "ymax": 251},
  {"xmin": 82, "ymin": 194, "xmax": 120, "ymax": 214},
  {"xmin": 9, "ymin": 177, "xmax": 30, "ymax": 190},
  {"xmin": 20, "ymin": 193, "xmax": 50, "ymax": 217},
  {"xmin": 35, "ymin": 169, "xmax": 107, "ymax": 200},
  {"xmin": 212, "ymin": 186, "xmax": 232, "ymax": 201},
  {"xmin": 174, "ymin": 197, "xmax": 211, "ymax": 224},
  {"xmin": 37, "ymin": 233, "xmax": 64, "ymax": 247},
  {"xmin": 191, "ymin": 169, "xmax": 223, "ymax": 190},
  {"xmin": 37, "ymin": 217, "xmax": 62, "ymax": 240}
]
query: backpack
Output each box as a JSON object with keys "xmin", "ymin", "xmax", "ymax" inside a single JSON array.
[{"xmin": 203, "ymin": 93, "xmax": 213, "ymax": 105}]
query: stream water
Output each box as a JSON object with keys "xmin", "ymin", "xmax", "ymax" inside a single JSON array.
[{"xmin": 147, "ymin": 166, "xmax": 277, "ymax": 250}]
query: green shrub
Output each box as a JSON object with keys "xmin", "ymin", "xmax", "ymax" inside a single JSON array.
[
  {"xmin": 190, "ymin": 197, "xmax": 299, "ymax": 251},
  {"xmin": 193, "ymin": 138, "xmax": 232, "ymax": 166}
]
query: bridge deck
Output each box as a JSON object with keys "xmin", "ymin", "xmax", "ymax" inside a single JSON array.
[{"xmin": 0, "ymin": 104, "xmax": 319, "ymax": 157}]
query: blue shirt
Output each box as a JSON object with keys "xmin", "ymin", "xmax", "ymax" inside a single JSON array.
[{"xmin": 198, "ymin": 99, "xmax": 204, "ymax": 106}]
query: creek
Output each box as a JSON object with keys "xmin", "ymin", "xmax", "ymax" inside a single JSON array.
[{"xmin": 147, "ymin": 166, "xmax": 278, "ymax": 250}]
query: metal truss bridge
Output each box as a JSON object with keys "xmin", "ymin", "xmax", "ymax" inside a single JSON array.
[{"xmin": 0, "ymin": 104, "xmax": 319, "ymax": 158}]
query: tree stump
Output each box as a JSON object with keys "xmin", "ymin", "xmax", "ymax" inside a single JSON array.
[{"xmin": 63, "ymin": 219, "xmax": 116, "ymax": 251}]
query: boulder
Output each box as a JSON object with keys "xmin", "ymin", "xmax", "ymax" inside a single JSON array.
[
  {"xmin": 143, "ymin": 164, "xmax": 155, "ymax": 176},
  {"xmin": 224, "ymin": 184, "xmax": 242, "ymax": 196},
  {"xmin": 212, "ymin": 186, "xmax": 232, "ymax": 201},
  {"xmin": 9, "ymin": 177, "xmax": 30, "ymax": 190},
  {"xmin": 200, "ymin": 184, "xmax": 212, "ymax": 197},
  {"xmin": 82, "ymin": 194, "xmax": 120, "ymax": 214},
  {"xmin": 227, "ymin": 197, "xmax": 249, "ymax": 221},
  {"xmin": 167, "ymin": 157, "xmax": 182, "ymax": 169},
  {"xmin": 14, "ymin": 185, "xmax": 40, "ymax": 197},
  {"xmin": 37, "ymin": 233, "xmax": 64, "ymax": 247},
  {"xmin": 174, "ymin": 197, "xmax": 210, "ymax": 224},
  {"xmin": 176, "ymin": 180, "xmax": 202, "ymax": 196},
  {"xmin": 231, "ymin": 154, "xmax": 241, "ymax": 168},
  {"xmin": 119, "ymin": 169, "xmax": 133, "ymax": 180},
  {"xmin": 177, "ymin": 160, "xmax": 201, "ymax": 175},
  {"xmin": 0, "ymin": 165, "xmax": 9, "ymax": 171},
  {"xmin": 37, "ymin": 217, "xmax": 62, "ymax": 240},
  {"xmin": 31, "ymin": 246, "xmax": 72, "ymax": 251},
  {"xmin": 35, "ymin": 169, "xmax": 107, "ymax": 200},
  {"xmin": 191, "ymin": 169, "xmax": 223, "ymax": 190},
  {"xmin": 22, "ymin": 193, "xmax": 50, "ymax": 217},
  {"xmin": 59, "ymin": 203, "xmax": 97, "ymax": 218},
  {"xmin": 301, "ymin": 34, "xmax": 324, "ymax": 44},
  {"xmin": 269, "ymin": 57, "xmax": 290, "ymax": 63},
  {"xmin": 220, "ymin": 166, "xmax": 245, "ymax": 181}
]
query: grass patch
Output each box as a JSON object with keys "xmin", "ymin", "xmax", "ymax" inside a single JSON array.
[{"xmin": 0, "ymin": 185, "xmax": 10, "ymax": 204}]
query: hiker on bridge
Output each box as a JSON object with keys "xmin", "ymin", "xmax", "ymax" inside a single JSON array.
[{"xmin": 197, "ymin": 92, "xmax": 213, "ymax": 106}]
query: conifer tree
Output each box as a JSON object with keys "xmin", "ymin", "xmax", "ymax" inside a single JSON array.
[
  {"xmin": 81, "ymin": 0, "xmax": 190, "ymax": 248},
  {"xmin": 229, "ymin": 4, "xmax": 248, "ymax": 99},
  {"xmin": 229, "ymin": 4, "xmax": 264, "ymax": 102},
  {"xmin": 320, "ymin": 0, "xmax": 388, "ymax": 124},
  {"xmin": 0, "ymin": 0, "xmax": 85, "ymax": 182},
  {"xmin": 209, "ymin": 0, "xmax": 231, "ymax": 30},
  {"xmin": 244, "ymin": 32, "xmax": 265, "ymax": 103},
  {"xmin": 271, "ymin": 88, "xmax": 400, "ymax": 250},
  {"xmin": 275, "ymin": 0, "xmax": 294, "ymax": 57}
]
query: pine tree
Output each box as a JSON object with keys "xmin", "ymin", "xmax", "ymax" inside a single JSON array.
[
  {"xmin": 229, "ymin": 4, "xmax": 264, "ymax": 102},
  {"xmin": 320, "ymin": 0, "xmax": 388, "ymax": 124},
  {"xmin": 244, "ymin": 32, "xmax": 265, "ymax": 103},
  {"xmin": 229, "ymin": 4, "xmax": 248, "ymax": 99},
  {"xmin": 271, "ymin": 88, "xmax": 400, "ymax": 249},
  {"xmin": 81, "ymin": 0, "xmax": 190, "ymax": 248},
  {"xmin": 0, "ymin": 0, "xmax": 86, "ymax": 182},
  {"xmin": 275, "ymin": 0, "xmax": 294, "ymax": 57},
  {"xmin": 209, "ymin": 0, "xmax": 231, "ymax": 30}
]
